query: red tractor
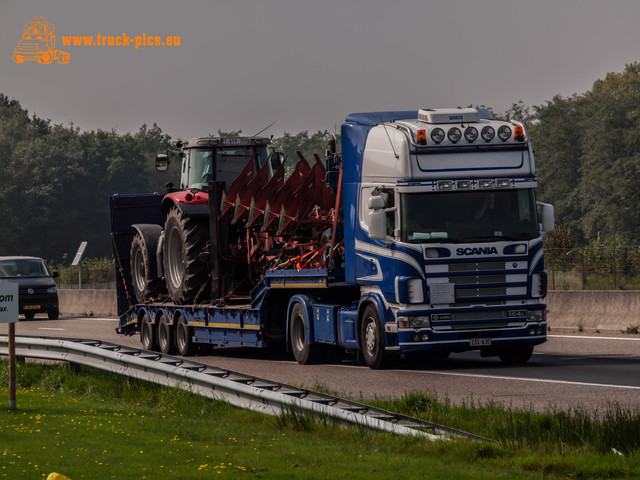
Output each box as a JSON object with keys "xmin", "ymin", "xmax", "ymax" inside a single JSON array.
[{"xmin": 129, "ymin": 136, "xmax": 340, "ymax": 306}]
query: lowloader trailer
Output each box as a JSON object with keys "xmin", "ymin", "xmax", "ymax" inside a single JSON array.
[{"xmin": 111, "ymin": 108, "xmax": 554, "ymax": 368}]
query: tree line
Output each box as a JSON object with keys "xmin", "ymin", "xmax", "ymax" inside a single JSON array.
[
  {"xmin": 0, "ymin": 95, "xmax": 336, "ymax": 262},
  {"xmin": 3, "ymin": 63, "xmax": 640, "ymax": 262}
]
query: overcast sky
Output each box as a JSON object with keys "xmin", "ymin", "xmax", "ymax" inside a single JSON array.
[{"xmin": 1, "ymin": 0, "xmax": 639, "ymax": 140}]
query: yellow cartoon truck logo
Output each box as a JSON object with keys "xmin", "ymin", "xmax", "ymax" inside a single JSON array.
[{"xmin": 13, "ymin": 17, "xmax": 70, "ymax": 65}]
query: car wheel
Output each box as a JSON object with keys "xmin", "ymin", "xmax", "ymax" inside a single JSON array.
[
  {"xmin": 24, "ymin": 312, "xmax": 35, "ymax": 321},
  {"xmin": 48, "ymin": 309, "xmax": 59, "ymax": 320}
]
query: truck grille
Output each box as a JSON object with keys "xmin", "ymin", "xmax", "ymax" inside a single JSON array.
[{"xmin": 431, "ymin": 309, "xmax": 526, "ymax": 331}]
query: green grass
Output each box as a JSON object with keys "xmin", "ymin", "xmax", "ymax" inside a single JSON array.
[{"xmin": 1, "ymin": 361, "xmax": 639, "ymax": 479}]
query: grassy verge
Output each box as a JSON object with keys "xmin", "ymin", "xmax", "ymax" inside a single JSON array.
[{"xmin": 0, "ymin": 361, "xmax": 639, "ymax": 479}]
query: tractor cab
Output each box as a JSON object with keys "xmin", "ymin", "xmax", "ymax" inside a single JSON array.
[{"xmin": 157, "ymin": 137, "xmax": 273, "ymax": 191}]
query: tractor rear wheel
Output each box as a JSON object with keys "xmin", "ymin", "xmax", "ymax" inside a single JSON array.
[
  {"xmin": 130, "ymin": 233, "xmax": 165, "ymax": 303},
  {"xmin": 163, "ymin": 206, "xmax": 209, "ymax": 304}
]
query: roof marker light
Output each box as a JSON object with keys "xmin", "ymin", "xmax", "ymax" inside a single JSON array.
[{"xmin": 417, "ymin": 129, "xmax": 427, "ymax": 145}]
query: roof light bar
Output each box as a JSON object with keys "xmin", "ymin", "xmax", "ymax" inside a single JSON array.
[{"xmin": 481, "ymin": 126, "xmax": 495, "ymax": 142}]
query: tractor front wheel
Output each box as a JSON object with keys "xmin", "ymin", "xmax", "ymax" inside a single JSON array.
[{"xmin": 130, "ymin": 233, "xmax": 165, "ymax": 303}]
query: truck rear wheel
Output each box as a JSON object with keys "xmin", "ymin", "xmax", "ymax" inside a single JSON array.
[
  {"xmin": 140, "ymin": 313, "xmax": 157, "ymax": 351},
  {"xmin": 163, "ymin": 207, "xmax": 209, "ymax": 304},
  {"xmin": 176, "ymin": 315, "xmax": 195, "ymax": 356},
  {"xmin": 130, "ymin": 233, "xmax": 164, "ymax": 303},
  {"xmin": 289, "ymin": 302, "xmax": 322, "ymax": 364},
  {"xmin": 158, "ymin": 313, "xmax": 175, "ymax": 354},
  {"xmin": 360, "ymin": 304, "xmax": 388, "ymax": 369}
]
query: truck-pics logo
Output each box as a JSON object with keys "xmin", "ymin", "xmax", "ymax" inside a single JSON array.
[{"xmin": 13, "ymin": 16, "xmax": 70, "ymax": 65}]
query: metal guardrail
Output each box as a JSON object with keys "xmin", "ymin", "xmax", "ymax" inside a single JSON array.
[{"xmin": 0, "ymin": 335, "xmax": 490, "ymax": 442}]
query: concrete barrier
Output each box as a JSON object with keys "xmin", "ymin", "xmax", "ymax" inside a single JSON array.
[
  {"xmin": 546, "ymin": 290, "xmax": 640, "ymax": 333},
  {"xmin": 59, "ymin": 289, "xmax": 118, "ymax": 318},
  {"xmin": 58, "ymin": 289, "xmax": 640, "ymax": 333}
]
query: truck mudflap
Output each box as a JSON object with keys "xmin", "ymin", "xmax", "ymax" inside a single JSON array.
[{"xmin": 117, "ymin": 308, "xmax": 138, "ymax": 336}]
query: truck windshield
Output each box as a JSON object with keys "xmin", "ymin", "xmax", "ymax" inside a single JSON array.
[
  {"xmin": 187, "ymin": 146, "xmax": 269, "ymax": 190},
  {"xmin": 400, "ymin": 189, "xmax": 539, "ymax": 244}
]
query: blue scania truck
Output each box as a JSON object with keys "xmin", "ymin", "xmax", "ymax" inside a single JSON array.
[{"xmin": 111, "ymin": 107, "xmax": 554, "ymax": 368}]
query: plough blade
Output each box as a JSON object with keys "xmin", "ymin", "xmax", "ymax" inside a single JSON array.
[
  {"xmin": 262, "ymin": 158, "xmax": 312, "ymax": 232},
  {"xmin": 231, "ymin": 158, "xmax": 271, "ymax": 224},
  {"xmin": 247, "ymin": 163, "xmax": 285, "ymax": 227},
  {"xmin": 221, "ymin": 157, "xmax": 255, "ymax": 217}
]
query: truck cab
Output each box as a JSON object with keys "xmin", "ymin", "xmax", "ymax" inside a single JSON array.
[{"xmin": 340, "ymin": 108, "xmax": 554, "ymax": 367}]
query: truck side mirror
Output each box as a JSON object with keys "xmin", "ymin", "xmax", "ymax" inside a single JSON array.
[
  {"xmin": 537, "ymin": 202, "xmax": 554, "ymax": 236},
  {"xmin": 368, "ymin": 195, "xmax": 387, "ymax": 241},
  {"xmin": 155, "ymin": 153, "xmax": 169, "ymax": 172}
]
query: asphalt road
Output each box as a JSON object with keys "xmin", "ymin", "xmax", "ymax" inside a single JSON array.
[{"xmin": 9, "ymin": 316, "xmax": 640, "ymax": 412}]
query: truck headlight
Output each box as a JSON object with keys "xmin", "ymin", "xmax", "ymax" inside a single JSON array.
[
  {"xmin": 526, "ymin": 310, "xmax": 544, "ymax": 322},
  {"xmin": 409, "ymin": 316, "xmax": 430, "ymax": 329}
]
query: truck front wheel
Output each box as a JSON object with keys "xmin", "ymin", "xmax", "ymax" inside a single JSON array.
[
  {"xmin": 289, "ymin": 302, "xmax": 321, "ymax": 364},
  {"xmin": 360, "ymin": 304, "xmax": 387, "ymax": 369},
  {"xmin": 163, "ymin": 206, "xmax": 209, "ymax": 304}
]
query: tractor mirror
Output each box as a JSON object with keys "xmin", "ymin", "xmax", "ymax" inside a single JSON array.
[{"xmin": 155, "ymin": 153, "xmax": 169, "ymax": 172}]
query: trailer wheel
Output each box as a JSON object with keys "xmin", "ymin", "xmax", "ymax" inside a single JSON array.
[
  {"xmin": 289, "ymin": 302, "xmax": 321, "ymax": 364},
  {"xmin": 163, "ymin": 206, "xmax": 209, "ymax": 304},
  {"xmin": 360, "ymin": 304, "xmax": 387, "ymax": 369},
  {"xmin": 498, "ymin": 347, "xmax": 533, "ymax": 365},
  {"xmin": 131, "ymin": 233, "xmax": 165, "ymax": 303},
  {"xmin": 158, "ymin": 313, "xmax": 175, "ymax": 354},
  {"xmin": 140, "ymin": 313, "xmax": 157, "ymax": 351},
  {"xmin": 176, "ymin": 315, "xmax": 195, "ymax": 356}
]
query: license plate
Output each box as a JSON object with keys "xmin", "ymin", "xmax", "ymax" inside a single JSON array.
[
  {"xmin": 470, "ymin": 338, "xmax": 491, "ymax": 347},
  {"xmin": 24, "ymin": 305, "xmax": 41, "ymax": 310}
]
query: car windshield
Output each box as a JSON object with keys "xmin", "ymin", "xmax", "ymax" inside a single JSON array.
[
  {"xmin": 400, "ymin": 189, "xmax": 539, "ymax": 244},
  {"xmin": 0, "ymin": 259, "xmax": 50, "ymax": 278}
]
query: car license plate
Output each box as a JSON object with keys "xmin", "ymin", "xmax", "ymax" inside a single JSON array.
[
  {"xmin": 24, "ymin": 305, "xmax": 40, "ymax": 310},
  {"xmin": 470, "ymin": 338, "xmax": 491, "ymax": 347}
]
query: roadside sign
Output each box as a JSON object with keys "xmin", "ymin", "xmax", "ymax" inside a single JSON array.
[
  {"xmin": 0, "ymin": 282, "xmax": 18, "ymax": 323},
  {"xmin": 71, "ymin": 241, "xmax": 88, "ymax": 266}
]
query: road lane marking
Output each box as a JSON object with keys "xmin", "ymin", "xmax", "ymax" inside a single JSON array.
[
  {"xmin": 548, "ymin": 334, "xmax": 640, "ymax": 341},
  {"xmin": 393, "ymin": 368, "xmax": 640, "ymax": 390},
  {"xmin": 38, "ymin": 328, "xmax": 65, "ymax": 331},
  {"xmin": 328, "ymin": 363, "xmax": 640, "ymax": 390}
]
